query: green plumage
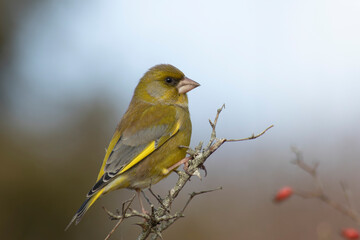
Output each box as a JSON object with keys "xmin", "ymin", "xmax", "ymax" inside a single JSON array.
[{"xmin": 65, "ymin": 64, "xmax": 199, "ymax": 230}]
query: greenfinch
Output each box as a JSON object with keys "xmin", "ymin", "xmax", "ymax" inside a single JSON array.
[{"xmin": 66, "ymin": 64, "xmax": 199, "ymax": 230}]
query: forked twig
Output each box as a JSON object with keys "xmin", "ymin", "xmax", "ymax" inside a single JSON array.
[
  {"xmin": 226, "ymin": 125, "xmax": 274, "ymax": 142},
  {"xmin": 180, "ymin": 187, "xmax": 223, "ymax": 213},
  {"xmin": 289, "ymin": 148, "xmax": 360, "ymax": 225},
  {"xmin": 104, "ymin": 194, "xmax": 136, "ymax": 240}
]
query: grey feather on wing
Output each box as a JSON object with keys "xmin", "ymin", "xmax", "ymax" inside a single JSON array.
[
  {"xmin": 121, "ymin": 124, "xmax": 169, "ymax": 146},
  {"xmin": 104, "ymin": 124, "xmax": 170, "ymax": 173}
]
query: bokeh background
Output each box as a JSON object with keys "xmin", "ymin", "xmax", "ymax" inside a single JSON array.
[{"xmin": 1, "ymin": 0, "xmax": 360, "ymax": 239}]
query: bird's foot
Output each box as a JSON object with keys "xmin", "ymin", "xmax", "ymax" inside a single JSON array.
[{"xmin": 163, "ymin": 157, "xmax": 191, "ymax": 175}]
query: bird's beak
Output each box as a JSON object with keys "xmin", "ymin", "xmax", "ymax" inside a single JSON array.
[{"xmin": 177, "ymin": 77, "xmax": 200, "ymax": 94}]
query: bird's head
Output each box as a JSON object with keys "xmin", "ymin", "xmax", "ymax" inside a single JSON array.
[{"xmin": 134, "ymin": 64, "xmax": 200, "ymax": 106}]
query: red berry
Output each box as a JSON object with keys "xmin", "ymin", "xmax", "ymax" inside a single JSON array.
[
  {"xmin": 342, "ymin": 228, "xmax": 359, "ymax": 239},
  {"xmin": 274, "ymin": 186, "xmax": 293, "ymax": 202}
]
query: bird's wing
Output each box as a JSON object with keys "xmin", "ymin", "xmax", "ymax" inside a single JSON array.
[{"xmin": 87, "ymin": 105, "xmax": 180, "ymax": 197}]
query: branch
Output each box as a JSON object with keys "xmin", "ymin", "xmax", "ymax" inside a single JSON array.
[
  {"xmin": 103, "ymin": 194, "xmax": 136, "ymax": 240},
  {"xmin": 226, "ymin": 125, "xmax": 274, "ymax": 142},
  {"xmin": 289, "ymin": 148, "xmax": 360, "ymax": 225},
  {"xmin": 180, "ymin": 187, "xmax": 223, "ymax": 214},
  {"xmin": 104, "ymin": 105, "xmax": 273, "ymax": 240}
]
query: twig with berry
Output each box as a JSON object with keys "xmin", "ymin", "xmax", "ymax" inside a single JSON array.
[{"xmin": 273, "ymin": 147, "xmax": 360, "ymax": 240}]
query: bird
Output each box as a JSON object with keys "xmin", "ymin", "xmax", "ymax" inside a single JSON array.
[{"xmin": 65, "ymin": 64, "xmax": 200, "ymax": 230}]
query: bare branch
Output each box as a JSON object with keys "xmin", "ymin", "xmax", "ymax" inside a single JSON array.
[
  {"xmin": 290, "ymin": 147, "xmax": 318, "ymax": 177},
  {"xmin": 104, "ymin": 194, "xmax": 136, "ymax": 240},
  {"xmin": 148, "ymin": 188, "xmax": 170, "ymax": 214},
  {"xmin": 226, "ymin": 125, "xmax": 274, "ymax": 142},
  {"xmin": 180, "ymin": 187, "xmax": 223, "ymax": 213},
  {"xmin": 340, "ymin": 181, "xmax": 358, "ymax": 217},
  {"xmin": 288, "ymin": 149, "xmax": 360, "ymax": 226},
  {"xmin": 103, "ymin": 105, "xmax": 272, "ymax": 239},
  {"xmin": 206, "ymin": 104, "xmax": 225, "ymax": 149}
]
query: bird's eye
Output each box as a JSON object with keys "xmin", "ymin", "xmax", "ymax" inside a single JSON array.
[{"xmin": 165, "ymin": 77, "xmax": 173, "ymax": 84}]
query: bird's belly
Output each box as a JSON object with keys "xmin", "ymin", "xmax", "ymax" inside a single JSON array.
[{"xmin": 127, "ymin": 174, "xmax": 165, "ymax": 189}]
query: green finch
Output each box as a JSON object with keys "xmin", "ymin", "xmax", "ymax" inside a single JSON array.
[{"xmin": 66, "ymin": 64, "xmax": 199, "ymax": 230}]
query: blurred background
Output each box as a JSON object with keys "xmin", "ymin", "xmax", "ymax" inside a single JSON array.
[{"xmin": 1, "ymin": 0, "xmax": 360, "ymax": 239}]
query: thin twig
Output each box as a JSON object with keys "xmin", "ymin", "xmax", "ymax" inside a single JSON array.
[
  {"xmin": 142, "ymin": 190, "xmax": 152, "ymax": 206},
  {"xmin": 226, "ymin": 124, "xmax": 274, "ymax": 142},
  {"xmin": 291, "ymin": 147, "xmax": 318, "ymax": 177},
  {"xmin": 206, "ymin": 104, "xmax": 225, "ymax": 149},
  {"xmin": 180, "ymin": 187, "xmax": 223, "ymax": 213},
  {"xmin": 104, "ymin": 194, "xmax": 136, "ymax": 240},
  {"xmin": 290, "ymin": 148, "xmax": 360, "ymax": 226},
  {"xmin": 341, "ymin": 182, "xmax": 352, "ymax": 208},
  {"xmin": 148, "ymin": 188, "xmax": 170, "ymax": 213}
]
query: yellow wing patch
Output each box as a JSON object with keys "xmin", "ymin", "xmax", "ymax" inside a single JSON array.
[
  {"xmin": 119, "ymin": 141, "xmax": 156, "ymax": 174},
  {"xmin": 97, "ymin": 131, "xmax": 121, "ymax": 181},
  {"xmin": 171, "ymin": 121, "xmax": 181, "ymax": 135},
  {"xmin": 87, "ymin": 188, "xmax": 105, "ymax": 210}
]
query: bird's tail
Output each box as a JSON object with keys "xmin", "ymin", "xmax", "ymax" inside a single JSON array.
[{"xmin": 65, "ymin": 188, "xmax": 105, "ymax": 231}]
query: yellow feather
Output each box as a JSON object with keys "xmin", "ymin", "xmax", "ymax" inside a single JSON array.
[
  {"xmin": 119, "ymin": 141, "xmax": 156, "ymax": 174},
  {"xmin": 97, "ymin": 131, "xmax": 121, "ymax": 181},
  {"xmin": 87, "ymin": 188, "xmax": 105, "ymax": 210}
]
